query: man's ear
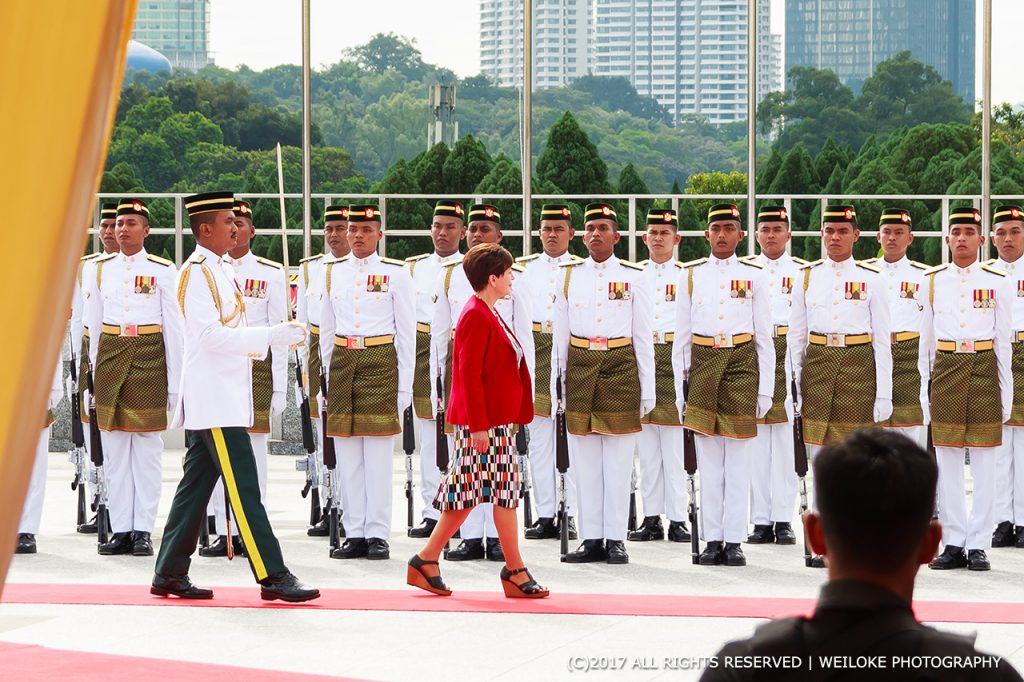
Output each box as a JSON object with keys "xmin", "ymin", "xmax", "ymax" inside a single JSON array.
[
  {"xmin": 916, "ymin": 519, "xmax": 942, "ymax": 566},
  {"xmin": 805, "ymin": 512, "xmax": 828, "ymax": 556}
]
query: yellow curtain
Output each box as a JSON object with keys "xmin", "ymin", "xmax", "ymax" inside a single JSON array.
[{"xmin": 0, "ymin": 0, "xmax": 137, "ymax": 595}]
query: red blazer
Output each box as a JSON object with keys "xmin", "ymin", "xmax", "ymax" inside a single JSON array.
[{"xmin": 447, "ymin": 296, "xmax": 533, "ymax": 432}]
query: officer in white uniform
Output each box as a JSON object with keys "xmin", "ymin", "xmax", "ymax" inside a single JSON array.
[
  {"xmin": 406, "ymin": 200, "xmax": 465, "ymax": 538},
  {"xmin": 15, "ymin": 360, "xmax": 64, "ymax": 554}
]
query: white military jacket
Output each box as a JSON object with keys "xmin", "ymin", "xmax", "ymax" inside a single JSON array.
[
  {"xmin": 993, "ymin": 256, "xmax": 1024, "ymax": 334},
  {"xmin": 516, "ymin": 251, "xmax": 580, "ymax": 332},
  {"xmin": 84, "ymin": 248, "xmax": 183, "ymax": 396},
  {"xmin": 70, "ymin": 253, "xmax": 103, "ymax": 356},
  {"xmin": 406, "ymin": 251, "xmax": 463, "ymax": 326},
  {"xmin": 171, "ymin": 244, "xmax": 271, "ymax": 430},
  {"xmin": 787, "ymin": 256, "xmax": 893, "ymax": 402},
  {"xmin": 671, "ymin": 255, "xmax": 775, "ymax": 399},
  {"xmin": 864, "ymin": 256, "xmax": 928, "ymax": 335},
  {"xmin": 753, "ymin": 251, "xmax": 805, "ymax": 329},
  {"xmin": 225, "ymin": 249, "xmax": 288, "ymax": 394},
  {"xmin": 297, "ymin": 254, "xmax": 326, "ymax": 329},
  {"xmin": 640, "ymin": 257, "xmax": 683, "ymax": 337}
]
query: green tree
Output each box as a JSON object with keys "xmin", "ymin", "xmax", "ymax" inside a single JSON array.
[
  {"xmin": 474, "ymin": 154, "xmax": 523, "ymax": 255},
  {"xmin": 617, "ymin": 162, "xmax": 651, "ymax": 250},
  {"xmin": 768, "ymin": 147, "xmax": 817, "ymax": 234},
  {"xmin": 859, "ymin": 51, "xmax": 970, "ymax": 134},
  {"xmin": 373, "ymin": 159, "xmax": 432, "ymax": 258},
  {"xmin": 442, "ymin": 134, "xmax": 493, "ymax": 194},
  {"xmin": 346, "ymin": 33, "xmax": 427, "ymax": 80},
  {"xmin": 414, "ymin": 142, "xmax": 450, "ymax": 195},
  {"xmin": 570, "ymin": 75, "xmax": 671, "ymax": 124},
  {"xmin": 685, "ymin": 170, "xmax": 747, "ymax": 256},
  {"xmin": 123, "ymin": 96, "xmax": 174, "ymax": 133},
  {"xmin": 158, "ymin": 111, "xmax": 223, "ymax": 162},
  {"xmin": 536, "ymin": 111, "xmax": 611, "ymax": 195},
  {"xmin": 812, "ymin": 137, "xmax": 850, "ymax": 189}
]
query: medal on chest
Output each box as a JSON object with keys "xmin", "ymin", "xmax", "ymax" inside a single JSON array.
[
  {"xmin": 367, "ymin": 274, "xmax": 390, "ymax": 293},
  {"xmin": 899, "ymin": 281, "xmax": 918, "ymax": 300},
  {"xmin": 243, "ymin": 278, "xmax": 268, "ymax": 299},
  {"xmin": 608, "ymin": 282, "xmax": 631, "ymax": 300},
  {"xmin": 730, "ymin": 279, "xmax": 752, "ymax": 299},
  {"xmin": 973, "ymin": 288, "xmax": 995, "ymax": 309},
  {"xmin": 1017, "ymin": 280, "xmax": 1024, "ymax": 298},
  {"xmin": 134, "ymin": 275, "xmax": 156, "ymax": 295},
  {"xmin": 664, "ymin": 283, "xmax": 676, "ymax": 302},
  {"xmin": 780, "ymin": 277, "xmax": 793, "ymax": 295},
  {"xmin": 845, "ymin": 281, "xmax": 866, "ymax": 300}
]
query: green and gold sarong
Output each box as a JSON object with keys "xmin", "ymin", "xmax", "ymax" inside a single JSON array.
[
  {"xmin": 758, "ymin": 335, "xmax": 788, "ymax": 425},
  {"xmin": 684, "ymin": 341, "xmax": 758, "ymax": 439},
  {"xmin": 533, "ymin": 329, "xmax": 553, "ymax": 417},
  {"xmin": 1007, "ymin": 341, "xmax": 1024, "ymax": 427},
  {"xmin": 326, "ymin": 342, "xmax": 400, "ymax": 437},
  {"xmin": 413, "ymin": 329, "xmax": 433, "ymax": 420},
  {"xmin": 800, "ymin": 343, "xmax": 875, "ymax": 446},
  {"xmin": 883, "ymin": 336, "xmax": 923, "ymax": 427},
  {"xmin": 308, "ymin": 330, "xmax": 321, "ymax": 419},
  {"xmin": 566, "ymin": 344, "xmax": 641, "ymax": 435},
  {"xmin": 249, "ymin": 350, "xmax": 273, "ymax": 434},
  {"xmin": 78, "ymin": 334, "xmax": 90, "ymax": 424},
  {"xmin": 94, "ymin": 332, "xmax": 168, "ymax": 432},
  {"xmin": 642, "ymin": 342, "xmax": 682, "ymax": 426},
  {"xmin": 930, "ymin": 349, "xmax": 1002, "ymax": 448}
]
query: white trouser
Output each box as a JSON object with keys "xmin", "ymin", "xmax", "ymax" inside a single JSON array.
[
  {"xmin": 336, "ymin": 435, "xmax": 394, "ymax": 540},
  {"xmin": 19, "ymin": 427, "xmax": 50, "ymax": 535},
  {"xmin": 415, "ymin": 416, "xmax": 440, "ymax": 521},
  {"xmin": 461, "ymin": 502, "xmax": 497, "ymax": 540},
  {"xmin": 994, "ymin": 425, "xmax": 1024, "ymax": 525},
  {"xmin": 696, "ymin": 435, "xmax": 753, "ymax": 544},
  {"xmin": 886, "ymin": 425, "xmax": 924, "ymax": 447},
  {"xmin": 637, "ymin": 424, "xmax": 686, "ymax": 522},
  {"xmin": 528, "ymin": 415, "xmax": 577, "ymax": 518},
  {"xmin": 936, "ymin": 446, "xmax": 996, "ymax": 550},
  {"xmin": 101, "ymin": 430, "xmax": 163, "ymax": 534},
  {"xmin": 569, "ymin": 433, "xmax": 636, "ymax": 541},
  {"xmin": 209, "ymin": 433, "xmax": 269, "ymax": 535},
  {"xmin": 750, "ymin": 422, "xmax": 797, "ymax": 526}
]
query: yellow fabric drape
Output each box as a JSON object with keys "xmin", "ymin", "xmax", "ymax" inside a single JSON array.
[{"xmin": 0, "ymin": 0, "xmax": 137, "ymax": 595}]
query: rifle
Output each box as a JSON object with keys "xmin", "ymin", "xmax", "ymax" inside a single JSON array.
[
  {"xmin": 791, "ymin": 369, "xmax": 812, "ymax": 568},
  {"xmin": 682, "ymin": 373, "xmax": 700, "ymax": 565},
  {"xmin": 67, "ymin": 334, "xmax": 88, "ymax": 529},
  {"xmin": 403, "ymin": 405, "xmax": 416, "ymax": 531},
  {"xmin": 294, "ymin": 353, "xmax": 322, "ymax": 526},
  {"xmin": 319, "ymin": 365, "xmax": 342, "ymax": 553},
  {"xmin": 555, "ymin": 360, "xmax": 570, "ymax": 562},
  {"xmin": 516, "ymin": 425, "xmax": 533, "ymax": 529},
  {"xmin": 434, "ymin": 347, "xmax": 450, "ymax": 558},
  {"xmin": 84, "ymin": 359, "xmax": 112, "ymax": 545},
  {"xmin": 627, "ymin": 461, "xmax": 638, "ymax": 532}
]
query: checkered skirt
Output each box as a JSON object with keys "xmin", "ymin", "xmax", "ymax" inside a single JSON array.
[{"xmin": 433, "ymin": 424, "xmax": 521, "ymax": 511}]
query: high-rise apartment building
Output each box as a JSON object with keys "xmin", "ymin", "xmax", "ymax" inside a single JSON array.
[{"xmin": 131, "ymin": 0, "xmax": 211, "ymax": 72}]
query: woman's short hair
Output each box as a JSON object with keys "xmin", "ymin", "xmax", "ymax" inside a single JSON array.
[{"xmin": 463, "ymin": 243, "xmax": 513, "ymax": 292}]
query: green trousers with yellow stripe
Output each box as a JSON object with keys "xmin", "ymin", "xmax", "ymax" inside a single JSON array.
[{"xmin": 155, "ymin": 427, "xmax": 286, "ymax": 582}]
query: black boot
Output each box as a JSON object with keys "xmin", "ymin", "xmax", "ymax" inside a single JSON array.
[
  {"xmin": 606, "ymin": 540, "xmax": 629, "ymax": 564},
  {"xmin": 992, "ymin": 520, "xmax": 1015, "ymax": 547},
  {"xmin": 331, "ymin": 537, "xmax": 368, "ymax": 559},
  {"xmin": 407, "ymin": 518, "xmax": 437, "ymax": 539},
  {"xmin": 15, "ymin": 533, "xmax": 36, "ymax": 554},
  {"xmin": 199, "ymin": 535, "xmax": 229, "ymax": 557},
  {"xmin": 698, "ymin": 541, "xmax": 724, "ymax": 566},
  {"xmin": 723, "ymin": 542, "xmax": 746, "ymax": 566},
  {"xmin": 746, "ymin": 524, "xmax": 775, "ymax": 544},
  {"xmin": 446, "ymin": 539, "xmax": 485, "ymax": 561},
  {"xmin": 967, "ymin": 549, "xmax": 991, "ymax": 571},
  {"xmin": 627, "ymin": 515, "xmax": 664, "ymax": 541},
  {"xmin": 260, "ymin": 572, "xmax": 320, "ymax": 603},
  {"xmin": 131, "ymin": 531, "xmax": 154, "ymax": 556},
  {"xmin": 367, "ymin": 538, "xmax": 391, "ymax": 560},
  {"xmin": 524, "ymin": 517, "xmax": 559, "ymax": 540},
  {"xmin": 929, "ymin": 545, "xmax": 967, "ymax": 570},
  {"xmin": 1016, "ymin": 526, "xmax": 1024, "ymax": 548},
  {"xmin": 563, "ymin": 516, "xmax": 578, "ymax": 540},
  {"xmin": 667, "ymin": 520, "xmax": 691, "ymax": 542},
  {"xmin": 774, "ymin": 522, "xmax": 797, "ymax": 545},
  {"xmin": 307, "ymin": 515, "xmax": 330, "ymax": 537},
  {"xmin": 565, "ymin": 539, "xmax": 607, "ymax": 563},
  {"xmin": 809, "ymin": 555, "xmax": 827, "ymax": 568},
  {"xmin": 77, "ymin": 515, "xmax": 98, "ymax": 534},
  {"xmin": 485, "ymin": 537, "xmax": 505, "ymax": 562},
  {"xmin": 98, "ymin": 532, "xmax": 133, "ymax": 556}
]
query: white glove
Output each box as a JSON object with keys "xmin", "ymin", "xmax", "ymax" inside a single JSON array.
[
  {"xmin": 271, "ymin": 391, "xmax": 286, "ymax": 416},
  {"xmin": 873, "ymin": 397, "xmax": 893, "ymax": 423},
  {"xmin": 269, "ymin": 321, "xmax": 307, "ymax": 347},
  {"xmin": 756, "ymin": 394, "xmax": 772, "ymax": 419},
  {"xmin": 1004, "ymin": 405, "xmax": 1013, "ymax": 424},
  {"xmin": 398, "ymin": 390, "xmax": 413, "ymax": 414},
  {"xmin": 640, "ymin": 398, "xmax": 656, "ymax": 419},
  {"xmin": 676, "ymin": 397, "xmax": 686, "ymax": 424},
  {"xmin": 48, "ymin": 388, "xmax": 63, "ymax": 410},
  {"xmin": 921, "ymin": 400, "xmax": 930, "ymax": 425},
  {"xmin": 167, "ymin": 393, "xmax": 178, "ymax": 411},
  {"xmin": 65, "ymin": 376, "xmax": 76, "ymax": 402}
]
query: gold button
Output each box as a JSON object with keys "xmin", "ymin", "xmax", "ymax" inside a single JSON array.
[
  {"xmin": 720, "ymin": 284, "xmax": 724, "ymax": 289},
  {"xmin": 833, "ymin": 315, "xmax": 838, "ymax": 320},
  {"xmin": 719, "ymin": 315, "xmax": 724, "ymax": 320},
  {"xmin": 655, "ymin": 314, "xmax": 660, "ymax": 319},
  {"xmin": 960, "ymin": 323, "xmax": 966, "ymax": 328},
  {"xmin": 655, "ymin": 300, "xmax": 661, "ymax": 306},
  {"xmin": 596, "ymin": 318, "xmax": 602, "ymax": 322}
]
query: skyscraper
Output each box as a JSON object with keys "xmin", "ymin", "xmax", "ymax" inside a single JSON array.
[
  {"xmin": 785, "ymin": 0, "xmax": 975, "ymax": 104},
  {"xmin": 131, "ymin": 0, "xmax": 211, "ymax": 72}
]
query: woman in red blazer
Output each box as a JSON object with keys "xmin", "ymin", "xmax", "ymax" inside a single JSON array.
[{"xmin": 408, "ymin": 243, "xmax": 548, "ymax": 599}]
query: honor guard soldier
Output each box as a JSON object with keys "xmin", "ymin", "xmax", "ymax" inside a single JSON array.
[
  {"xmin": 153, "ymin": 191, "xmax": 318, "ymax": 602},
  {"xmin": 991, "ymin": 205, "xmax": 1024, "ymax": 549},
  {"xmin": 672, "ymin": 203, "xmax": 774, "ymax": 567},
  {"xmin": 406, "ymin": 200, "xmax": 466, "ymax": 538},
  {"xmin": 321, "ymin": 204, "xmax": 415, "ymax": 561},
  {"xmin": 430, "ymin": 203, "xmax": 534, "ymax": 561},
  {"xmin": 628, "ymin": 208, "xmax": 690, "ymax": 544},
  {"xmin": 298, "ymin": 203, "xmax": 350, "ymax": 536},
  {"xmin": 865, "ymin": 208, "xmax": 928, "ymax": 443},
  {"xmin": 552, "ymin": 202, "xmax": 655, "ymax": 565},
  {"xmin": 84, "ymin": 198, "xmax": 183, "ymax": 557},
  {"xmin": 70, "ymin": 202, "xmax": 120, "ymax": 534},
  {"xmin": 922, "ymin": 207, "xmax": 1012, "ymax": 572},
  {"xmin": 15, "ymin": 361, "xmax": 63, "ymax": 554},
  {"xmin": 517, "ymin": 203, "xmax": 580, "ymax": 541},
  {"xmin": 200, "ymin": 199, "xmax": 288, "ymax": 558},
  {"xmin": 747, "ymin": 206, "xmax": 805, "ymax": 546}
]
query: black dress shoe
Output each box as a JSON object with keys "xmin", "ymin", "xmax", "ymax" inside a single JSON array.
[
  {"xmin": 565, "ymin": 539, "xmax": 607, "ymax": 563},
  {"xmin": 968, "ymin": 549, "xmax": 991, "ymax": 571},
  {"xmin": 98, "ymin": 532, "xmax": 133, "ymax": 556},
  {"xmin": 563, "ymin": 516, "xmax": 578, "ymax": 540},
  {"xmin": 746, "ymin": 524, "xmax": 775, "ymax": 544},
  {"xmin": 667, "ymin": 520, "xmax": 691, "ymax": 543},
  {"xmin": 198, "ymin": 535, "xmax": 245, "ymax": 558},
  {"xmin": 809, "ymin": 555, "xmax": 826, "ymax": 569},
  {"xmin": 77, "ymin": 516, "xmax": 98, "ymax": 534},
  {"xmin": 446, "ymin": 538, "xmax": 485, "ymax": 561},
  {"xmin": 132, "ymin": 531, "xmax": 154, "ymax": 556},
  {"xmin": 1016, "ymin": 526, "xmax": 1024, "ymax": 549},
  {"xmin": 331, "ymin": 537, "xmax": 368, "ymax": 559},
  {"xmin": 992, "ymin": 520, "xmax": 1015, "ymax": 547},
  {"xmin": 367, "ymin": 538, "xmax": 390, "ymax": 560},
  {"xmin": 723, "ymin": 542, "xmax": 746, "ymax": 566},
  {"xmin": 260, "ymin": 572, "xmax": 320, "ymax": 603},
  {"xmin": 524, "ymin": 517, "xmax": 559, "ymax": 540},
  {"xmin": 407, "ymin": 518, "xmax": 437, "ymax": 538},
  {"xmin": 307, "ymin": 515, "xmax": 330, "ymax": 537},
  {"xmin": 606, "ymin": 540, "xmax": 629, "ymax": 564},
  {"xmin": 627, "ymin": 516, "xmax": 664, "ymax": 542},
  {"xmin": 929, "ymin": 545, "xmax": 967, "ymax": 570},
  {"xmin": 15, "ymin": 533, "xmax": 36, "ymax": 554},
  {"xmin": 698, "ymin": 541, "xmax": 724, "ymax": 566},
  {"xmin": 151, "ymin": 574, "xmax": 214, "ymax": 599},
  {"xmin": 486, "ymin": 537, "xmax": 505, "ymax": 562},
  {"xmin": 774, "ymin": 522, "xmax": 797, "ymax": 545}
]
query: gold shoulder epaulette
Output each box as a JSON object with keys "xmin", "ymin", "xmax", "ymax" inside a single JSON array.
[
  {"xmin": 299, "ymin": 254, "xmax": 323, "ymax": 264},
  {"xmin": 559, "ymin": 258, "xmax": 584, "ymax": 267},
  {"xmin": 637, "ymin": 259, "xmax": 650, "ymax": 267},
  {"xmin": 856, "ymin": 260, "xmax": 881, "ymax": 273},
  {"xmin": 516, "ymin": 253, "xmax": 540, "ymax": 263},
  {"xmin": 95, "ymin": 252, "xmax": 117, "ymax": 263},
  {"xmin": 381, "ymin": 257, "xmax": 405, "ymax": 267},
  {"xmin": 792, "ymin": 256, "xmax": 809, "ymax": 265},
  {"xmin": 800, "ymin": 259, "xmax": 823, "ymax": 270},
  {"xmin": 982, "ymin": 258, "xmax": 997, "ymax": 266},
  {"xmin": 405, "ymin": 253, "xmax": 430, "ymax": 262},
  {"xmin": 861, "ymin": 257, "xmax": 878, "ymax": 264},
  {"xmin": 147, "ymin": 253, "xmax": 174, "ymax": 267},
  {"xmin": 255, "ymin": 256, "xmax": 283, "ymax": 270},
  {"xmin": 675, "ymin": 260, "xmax": 685, "ymax": 268},
  {"xmin": 619, "ymin": 260, "xmax": 644, "ymax": 271},
  {"xmin": 982, "ymin": 263, "xmax": 1009, "ymax": 277},
  {"xmin": 441, "ymin": 260, "xmax": 461, "ymax": 269},
  {"xmin": 511, "ymin": 263, "xmax": 526, "ymax": 273},
  {"xmin": 922, "ymin": 263, "xmax": 948, "ymax": 276},
  {"xmin": 909, "ymin": 260, "xmax": 929, "ymax": 270},
  {"xmin": 683, "ymin": 257, "xmax": 707, "ymax": 269},
  {"xmin": 738, "ymin": 256, "xmax": 764, "ymax": 269},
  {"xmin": 80, "ymin": 253, "xmax": 102, "ymax": 262}
]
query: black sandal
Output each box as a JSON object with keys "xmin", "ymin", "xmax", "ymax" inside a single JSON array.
[
  {"xmin": 500, "ymin": 566, "xmax": 550, "ymax": 599},
  {"xmin": 407, "ymin": 554, "xmax": 451, "ymax": 596}
]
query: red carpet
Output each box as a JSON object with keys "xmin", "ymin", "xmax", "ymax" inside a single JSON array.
[
  {"xmin": 0, "ymin": 641, "xmax": 369, "ymax": 681},
  {"xmin": 4, "ymin": 582, "xmax": 1023, "ymax": 623}
]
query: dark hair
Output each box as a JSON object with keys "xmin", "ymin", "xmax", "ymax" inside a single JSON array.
[
  {"xmin": 463, "ymin": 243, "xmax": 513, "ymax": 292},
  {"xmin": 814, "ymin": 429, "xmax": 936, "ymax": 567}
]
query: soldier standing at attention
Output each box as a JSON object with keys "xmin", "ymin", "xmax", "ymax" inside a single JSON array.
[
  {"xmin": 406, "ymin": 200, "xmax": 466, "ymax": 539},
  {"xmin": 747, "ymin": 206, "xmax": 805, "ymax": 546},
  {"xmin": 628, "ymin": 208, "xmax": 690, "ymax": 544},
  {"xmin": 552, "ymin": 203, "xmax": 655, "ymax": 565},
  {"xmin": 84, "ymin": 198, "xmax": 183, "ymax": 557}
]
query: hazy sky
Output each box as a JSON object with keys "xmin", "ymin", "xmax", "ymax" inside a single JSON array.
[{"xmin": 209, "ymin": 0, "xmax": 1024, "ymax": 106}]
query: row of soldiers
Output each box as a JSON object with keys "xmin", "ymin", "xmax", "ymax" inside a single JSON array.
[{"xmin": 16, "ymin": 196, "xmax": 1024, "ymax": 577}]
